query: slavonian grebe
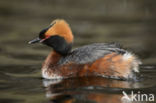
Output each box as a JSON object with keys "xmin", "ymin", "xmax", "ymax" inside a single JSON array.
[{"xmin": 29, "ymin": 19, "xmax": 141, "ymax": 80}]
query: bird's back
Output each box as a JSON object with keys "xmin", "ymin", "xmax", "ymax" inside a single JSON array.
[{"xmin": 59, "ymin": 43, "xmax": 126, "ymax": 64}]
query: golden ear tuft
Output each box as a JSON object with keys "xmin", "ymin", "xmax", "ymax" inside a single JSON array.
[{"xmin": 45, "ymin": 19, "xmax": 74, "ymax": 43}]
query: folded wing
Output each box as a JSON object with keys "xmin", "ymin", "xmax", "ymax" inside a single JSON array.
[{"xmin": 59, "ymin": 43, "xmax": 127, "ymax": 64}]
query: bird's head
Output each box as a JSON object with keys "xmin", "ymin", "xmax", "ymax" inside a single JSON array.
[{"xmin": 29, "ymin": 19, "xmax": 74, "ymax": 55}]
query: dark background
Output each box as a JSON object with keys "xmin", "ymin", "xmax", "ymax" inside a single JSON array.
[
  {"xmin": 0, "ymin": 0, "xmax": 156, "ymax": 65},
  {"xmin": 0, "ymin": 0, "xmax": 156, "ymax": 103}
]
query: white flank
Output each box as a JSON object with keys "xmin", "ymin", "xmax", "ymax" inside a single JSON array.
[
  {"xmin": 42, "ymin": 68, "xmax": 63, "ymax": 79},
  {"xmin": 122, "ymin": 52, "xmax": 133, "ymax": 61},
  {"xmin": 122, "ymin": 52, "xmax": 141, "ymax": 73}
]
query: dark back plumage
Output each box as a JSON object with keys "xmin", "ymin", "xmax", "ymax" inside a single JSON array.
[{"xmin": 58, "ymin": 43, "xmax": 127, "ymax": 65}]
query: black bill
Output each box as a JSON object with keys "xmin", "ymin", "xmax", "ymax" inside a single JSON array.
[{"xmin": 28, "ymin": 37, "xmax": 41, "ymax": 44}]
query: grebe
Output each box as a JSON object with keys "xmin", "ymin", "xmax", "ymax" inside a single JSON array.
[{"xmin": 29, "ymin": 19, "xmax": 141, "ymax": 80}]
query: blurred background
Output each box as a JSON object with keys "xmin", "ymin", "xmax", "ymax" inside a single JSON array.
[{"xmin": 0, "ymin": 0, "xmax": 156, "ymax": 103}]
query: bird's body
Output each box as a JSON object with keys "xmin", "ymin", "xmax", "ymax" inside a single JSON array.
[{"xmin": 29, "ymin": 19, "xmax": 141, "ymax": 80}]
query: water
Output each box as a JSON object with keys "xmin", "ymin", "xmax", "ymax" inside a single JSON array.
[{"xmin": 0, "ymin": 0, "xmax": 156, "ymax": 103}]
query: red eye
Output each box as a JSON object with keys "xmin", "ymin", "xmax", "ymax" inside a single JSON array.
[{"xmin": 40, "ymin": 36, "xmax": 50, "ymax": 42}]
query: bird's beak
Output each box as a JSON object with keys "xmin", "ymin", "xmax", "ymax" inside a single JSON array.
[{"xmin": 28, "ymin": 37, "xmax": 41, "ymax": 44}]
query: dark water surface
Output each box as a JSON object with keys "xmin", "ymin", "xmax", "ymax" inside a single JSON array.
[{"xmin": 0, "ymin": 0, "xmax": 156, "ymax": 103}]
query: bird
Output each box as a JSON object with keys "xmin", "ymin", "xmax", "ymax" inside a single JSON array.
[{"xmin": 29, "ymin": 19, "xmax": 141, "ymax": 80}]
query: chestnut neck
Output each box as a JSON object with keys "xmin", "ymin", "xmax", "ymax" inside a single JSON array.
[{"xmin": 42, "ymin": 51, "xmax": 62, "ymax": 68}]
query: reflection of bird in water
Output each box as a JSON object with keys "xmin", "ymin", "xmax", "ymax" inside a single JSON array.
[
  {"xmin": 42, "ymin": 77, "xmax": 141, "ymax": 103},
  {"xmin": 29, "ymin": 19, "xmax": 141, "ymax": 80}
]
